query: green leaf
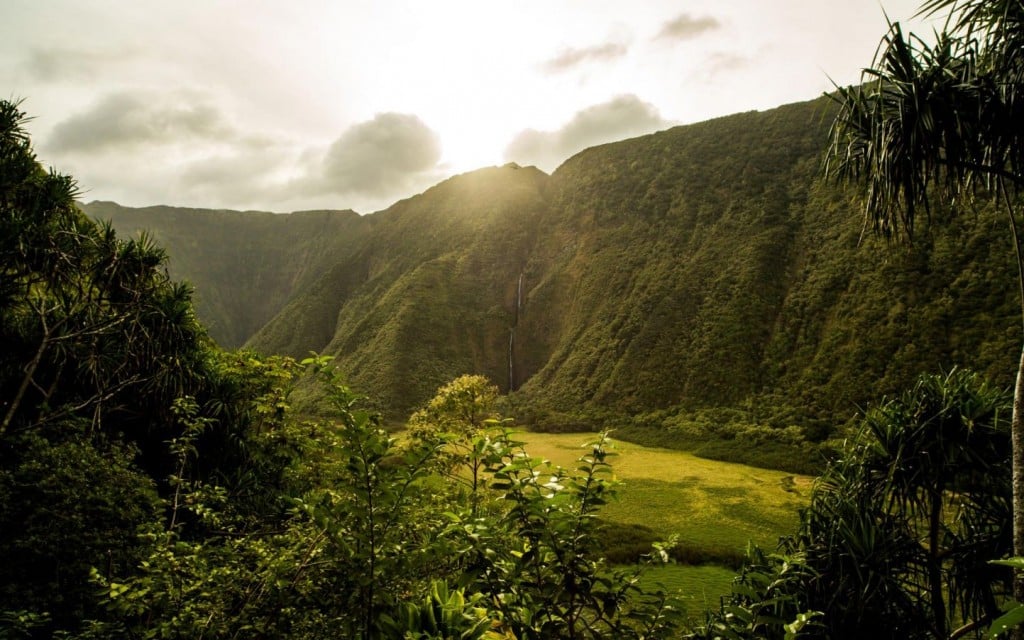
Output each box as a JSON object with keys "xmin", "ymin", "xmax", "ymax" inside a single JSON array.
[{"xmin": 988, "ymin": 605, "xmax": 1024, "ymax": 638}]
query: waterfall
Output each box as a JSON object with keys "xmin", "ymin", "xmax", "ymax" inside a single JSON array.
[
  {"xmin": 508, "ymin": 271, "xmax": 525, "ymax": 392},
  {"xmin": 516, "ymin": 272, "xmax": 523, "ymax": 319},
  {"xmin": 508, "ymin": 328, "xmax": 515, "ymax": 390}
]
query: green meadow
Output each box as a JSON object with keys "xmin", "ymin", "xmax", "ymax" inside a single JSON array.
[
  {"xmin": 516, "ymin": 431, "xmax": 812, "ymax": 603},
  {"xmin": 638, "ymin": 564, "xmax": 739, "ymax": 617}
]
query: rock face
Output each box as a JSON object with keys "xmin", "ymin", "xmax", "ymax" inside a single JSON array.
[{"xmin": 88, "ymin": 96, "xmax": 1020, "ymax": 424}]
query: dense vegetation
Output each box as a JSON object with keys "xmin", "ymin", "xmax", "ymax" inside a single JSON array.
[
  {"xmin": 825, "ymin": 0, "xmax": 1024, "ymax": 608},
  {"xmin": 692, "ymin": 370, "xmax": 1014, "ymax": 639},
  {"xmin": 88, "ymin": 97, "xmax": 1018, "ymax": 464},
  {"xmin": 2, "ymin": 101, "xmax": 688, "ymax": 637},
  {"xmin": 7, "ymin": 0, "xmax": 1022, "ymax": 633}
]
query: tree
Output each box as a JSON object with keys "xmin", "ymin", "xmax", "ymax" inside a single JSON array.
[
  {"xmin": 791, "ymin": 370, "xmax": 1011, "ymax": 638},
  {"xmin": 0, "ymin": 99, "xmax": 216, "ymax": 634},
  {"xmin": 0, "ymin": 99, "xmax": 211, "ymax": 450},
  {"xmin": 826, "ymin": 0, "xmax": 1024, "ymax": 603},
  {"xmin": 408, "ymin": 374, "xmax": 501, "ymax": 514},
  {"xmin": 693, "ymin": 370, "xmax": 1011, "ymax": 639},
  {"xmin": 0, "ymin": 100, "xmax": 308, "ymax": 636}
]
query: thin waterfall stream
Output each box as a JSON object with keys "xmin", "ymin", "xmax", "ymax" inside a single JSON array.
[{"xmin": 508, "ymin": 271, "xmax": 524, "ymax": 391}]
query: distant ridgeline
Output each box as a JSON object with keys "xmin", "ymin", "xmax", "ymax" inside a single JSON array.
[{"xmin": 85, "ymin": 96, "xmax": 1019, "ymax": 439}]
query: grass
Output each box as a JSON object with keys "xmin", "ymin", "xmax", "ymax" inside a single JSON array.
[
  {"xmin": 517, "ymin": 430, "xmax": 810, "ymax": 552},
  {"xmin": 637, "ymin": 564, "xmax": 737, "ymax": 619},
  {"xmin": 514, "ymin": 430, "xmax": 811, "ymax": 603}
]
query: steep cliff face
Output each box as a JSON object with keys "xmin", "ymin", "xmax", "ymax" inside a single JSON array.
[
  {"xmin": 93, "ymin": 96, "xmax": 1020, "ymax": 425},
  {"xmin": 509, "ymin": 98, "xmax": 1015, "ymax": 425},
  {"xmin": 86, "ymin": 202, "xmax": 369, "ymax": 348},
  {"xmin": 246, "ymin": 164, "xmax": 552, "ymax": 415},
  {"xmin": 512, "ymin": 102, "xmax": 828, "ymax": 413}
]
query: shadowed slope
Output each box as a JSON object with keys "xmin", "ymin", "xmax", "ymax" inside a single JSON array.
[{"xmin": 86, "ymin": 202, "xmax": 369, "ymax": 348}]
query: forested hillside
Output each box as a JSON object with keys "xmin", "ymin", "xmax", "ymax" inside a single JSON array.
[
  {"xmin": 515, "ymin": 98, "xmax": 1017, "ymax": 433},
  {"xmin": 86, "ymin": 202, "xmax": 369, "ymax": 348},
  {"xmin": 15, "ymin": 0, "xmax": 1020, "ymax": 633},
  {"xmin": 87, "ymin": 96, "xmax": 1020, "ymax": 429}
]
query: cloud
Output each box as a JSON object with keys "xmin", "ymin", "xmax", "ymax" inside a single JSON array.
[
  {"xmin": 25, "ymin": 46, "xmax": 133, "ymax": 82},
  {"xmin": 688, "ymin": 52, "xmax": 751, "ymax": 84},
  {"xmin": 318, "ymin": 112, "xmax": 442, "ymax": 197},
  {"xmin": 504, "ymin": 95, "xmax": 671, "ymax": 172},
  {"xmin": 655, "ymin": 13, "xmax": 720, "ymax": 41},
  {"xmin": 176, "ymin": 151, "xmax": 287, "ymax": 205},
  {"xmin": 707, "ymin": 52, "xmax": 748, "ymax": 72},
  {"xmin": 45, "ymin": 94, "xmax": 443, "ymax": 213},
  {"xmin": 47, "ymin": 91, "xmax": 238, "ymax": 153},
  {"xmin": 41, "ymin": 89, "xmax": 299, "ymax": 211},
  {"xmin": 541, "ymin": 42, "xmax": 628, "ymax": 73}
]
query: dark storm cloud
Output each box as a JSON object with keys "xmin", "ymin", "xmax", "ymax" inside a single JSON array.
[
  {"xmin": 47, "ymin": 92, "xmax": 236, "ymax": 153},
  {"xmin": 504, "ymin": 94, "xmax": 671, "ymax": 171},
  {"xmin": 541, "ymin": 42, "xmax": 628, "ymax": 73},
  {"xmin": 655, "ymin": 13, "xmax": 721, "ymax": 41},
  {"xmin": 320, "ymin": 112, "xmax": 441, "ymax": 196}
]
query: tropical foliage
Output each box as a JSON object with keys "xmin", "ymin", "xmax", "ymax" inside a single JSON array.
[
  {"xmin": 826, "ymin": 0, "xmax": 1024, "ymax": 608},
  {"xmin": 694, "ymin": 370, "xmax": 1013, "ymax": 640}
]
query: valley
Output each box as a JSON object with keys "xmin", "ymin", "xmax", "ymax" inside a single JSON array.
[
  {"xmin": 5, "ymin": 0, "xmax": 1022, "ymax": 634},
  {"xmin": 87, "ymin": 95, "xmax": 1020, "ymax": 468},
  {"xmin": 79, "ymin": 96, "xmax": 1019, "ymax": 610}
]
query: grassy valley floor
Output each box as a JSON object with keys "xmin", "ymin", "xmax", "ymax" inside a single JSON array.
[{"xmin": 516, "ymin": 431, "xmax": 811, "ymax": 609}]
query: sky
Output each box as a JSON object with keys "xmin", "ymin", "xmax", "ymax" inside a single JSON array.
[{"xmin": 2, "ymin": 1, "xmax": 935, "ymax": 214}]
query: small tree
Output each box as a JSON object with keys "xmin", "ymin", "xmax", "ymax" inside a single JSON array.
[
  {"xmin": 793, "ymin": 370, "xmax": 1011, "ymax": 638},
  {"xmin": 471, "ymin": 430, "xmax": 679, "ymax": 639},
  {"xmin": 408, "ymin": 374, "xmax": 501, "ymax": 514}
]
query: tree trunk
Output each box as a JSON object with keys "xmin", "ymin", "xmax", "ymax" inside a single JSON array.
[
  {"xmin": 1013, "ymin": 343, "xmax": 1024, "ymax": 604},
  {"xmin": 1009, "ymin": 343, "xmax": 1024, "ymax": 640},
  {"xmin": 1007, "ymin": 192, "xmax": 1024, "ymax": 625},
  {"xmin": 929, "ymin": 488, "xmax": 947, "ymax": 638},
  {"xmin": 0, "ymin": 333, "xmax": 50, "ymax": 435},
  {"xmin": 998, "ymin": 180, "xmax": 1024, "ymax": 638}
]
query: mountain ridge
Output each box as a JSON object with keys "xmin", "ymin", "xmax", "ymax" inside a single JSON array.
[
  {"xmin": 85, "ymin": 201, "xmax": 370, "ymax": 348},
  {"xmin": 84, "ymin": 95, "xmax": 1019, "ymax": 431}
]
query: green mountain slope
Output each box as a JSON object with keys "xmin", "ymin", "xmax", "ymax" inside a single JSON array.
[
  {"xmin": 91, "ymin": 96, "xmax": 1020, "ymax": 428},
  {"xmin": 248, "ymin": 164, "xmax": 550, "ymax": 414},
  {"xmin": 84, "ymin": 202, "xmax": 369, "ymax": 348},
  {"xmin": 515, "ymin": 99, "xmax": 1016, "ymax": 429}
]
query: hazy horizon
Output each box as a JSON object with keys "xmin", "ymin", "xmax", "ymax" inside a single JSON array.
[{"xmin": 4, "ymin": 0, "xmax": 932, "ymax": 214}]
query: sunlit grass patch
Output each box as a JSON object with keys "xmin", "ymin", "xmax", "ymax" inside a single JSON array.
[{"xmin": 515, "ymin": 431, "xmax": 809, "ymax": 551}]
